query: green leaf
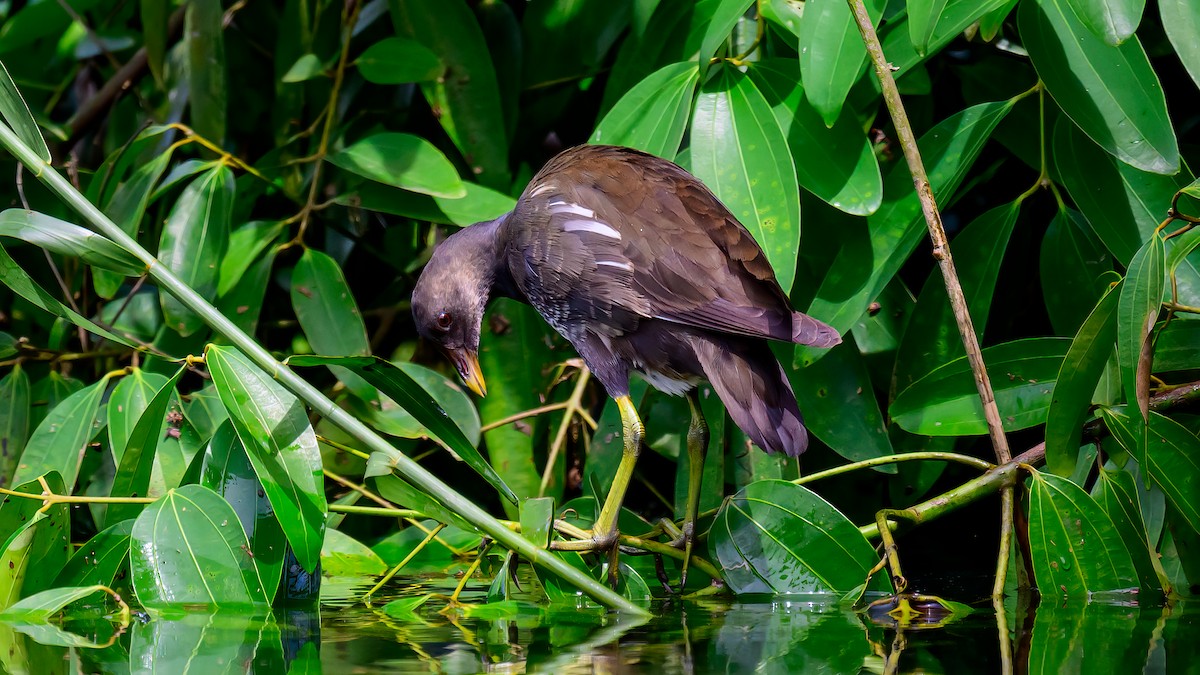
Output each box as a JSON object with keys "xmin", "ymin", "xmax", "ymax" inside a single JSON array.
[
  {"xmin": 799, "ymin": 100, "xmax": 1012, "ymax": 361},
  {"xmin": 893, "ymin": 203, "xmax": 1020, "ymax": 393},
  {"xmin": 290, "ymin": 249, "xmax": 373, "ymax": 400},
  {"xmin": 1116, "ymin": 232, "xmax": 1164, "ymax": 420},
  {"xmin": 11, "ymin": 375, "xmax": 111, "ymax": 488},
  {"xmin": 474, "ymin": 0, "xmax": 520, "ymax": 141},
  {"xmin": 0, "ymin": 0, "xmax": 104, "ymax": 55},
  {"xmin": 390, "ymin": 0, "xmax": 510, "ymax": 190},
  {"xmin": 1020, "ymin": 0, "xmax": 1177, "ymax": 174},
  {"xmin": 130, "ymin": 484, "xmax": 270, "ymax": 609},
  {"xmin": 94, "ymin": 144, "xmax": 175, "ymax": 298},
  {"xmin": 186, "ymin": 0, "xmax": 227, "ymax": 147},
  {"xmin": 340, "ymin": 180, "xmax": 515, "ymax": 227},
  {"xmin": 909, "ymin": 0, "xmax": 953, "ymax": 56},
  {"xmin": 1161, "ymin": 0, "xmax": 1200, "ymax": 91},
  {"xmin": 0, "ymin": 585, "xmax": 112, "ymax": 623},
  {"xmin": 691, "ymin": 66, "xmax": 800, "ymax": 292},
  {"xmin": 0, "ymin": 60, "xmax": 50, "ymax": 162},
  {"xmin": 141, "ymin": 0, "xmax": 167, "ymax": 86},
  {"xmin": 1064, "ymin": 0, "xmax": 1144, "ymax": 45},
  {"xmin": 1044, "ymin": 283, "xmax": 1121, "ymax": 476},
  {"xmin": 0, "ymin": 210, "xmax": 142, "ymax": 276},
  {"xmin": 1092, "ymin": 466, "xmax": 1165, "ymax": 592},
  {"xmin": 107, "ymin": 368, "xmax": 168, "ymax": 464},
  {"xmin": 1155, "ymin": 319, "xmax": 1200, "ymax": 372},
  {"xmin": 891, "ymin": 338, "xmax": 1069, "ymax": 436},
  {"xmin": 216, "ymin": 246, "xmax": 277, "ymax": 337},
  {"xmin": 370, "ymin": 455, "xmax": 476, "ymax": 532},
  {"xmin": 979, "ymin": 0, "xmax": 1020, "ymax": 40},
  {"xmin": 356, "ymin": 37, "xmax": 443, "ymax": 84},
  {"xmin": 206, "ymin": 346, "xmax": 327, "ymax": 572},
  {"xmin": 1040, "ymin": 208, "xmax": 1113, "ymax": 335},
  {"xmin": 53, "ymin": 519, "xmax": 134, "ymax": 589},
  {"xmin": 589, "ymin": 61, "xmax": 698, "ymax": 160},
  {"xmin": 0, "ymin": 473, "xmax": 69, "ymax": 612},
  {"xmin": 1026, "ymin": 471, "xmax": 1139, "ymax": 598},
  {"xmin": 217, "ymin": 221, "xmax": 285, "ymax": 297},
  {"xmin": 789, "ymin": 338, "xmax": 894, "ymax": 469},
  {"xmin": 0, "ymin": 365, "xmax": 31, "ymax": 486},
  {"xmin": 519, "ymin": 497, "xmax": 554, "ymax": 549},
  {"xmin": 281, "ymin": 53, "xmax": 326, "ymax": 83},
  {"xmin": 346, "ymin": 361, "xmax": 481, "ymax": 447},
  {"xmin": 321, "ymin": 529, "xmax": 387, "ymax": 577},
  {"xmin": 201, "ymin": 421, "xmax": 286, "ymax": 599},
  {"xmin": 748, "ymin": 58, "xmax": 882, "ymax": 216},
  {"xmin": 107, "ymin": 365, "xmax": 188, "ymax": 525},
  {"xmin": 1102, "ymin": 408, "xmax": 1200, "ymax": 534},
  {"xmin": 711, "ymin": 480, "xmax": 889, "ymax": 595},
  {"xmin": 699, "ymin": 0, "xmax": 753, "ymax": 71},
  {"xmin": 328, "ymin": 133, "xmax": 466, "ymax": 199},
  {"xmin": 158, "ymin": 165, "xmax": 235, "ymax": 337},
  {"xmin": 798, "ymin": 0, "xmax": 883, "ymax": 126},
  {"xmin": 1165, "ymin": 225, "xmax": 1200, "ymax": 279}
]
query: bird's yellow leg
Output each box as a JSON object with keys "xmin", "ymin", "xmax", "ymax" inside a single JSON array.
[
  {"xmin": 677, "ymin": 390, "xmax": 709, "ymax": 591},
  {"xmin": 590, "ymin": 396, "xmax": 644, "ymax": 581}
]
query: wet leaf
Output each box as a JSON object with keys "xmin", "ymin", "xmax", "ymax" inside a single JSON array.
[
  {"xmin": 1116, "ymin": 232, "xmax": 1164, "ymax": 420},
  {"xmin": 0, "ymin": 210, "xmax": 142, "ymax": 276},
  {"xmin": 321, "ymin": 529, "xmax": 387, "ymax": 577},
  {"xmin": 106, "ymin": 365, "xmax": 186, "ymax": 525},
  {"xmin": 11, "ymin": 375, "xmax": 110, "ymax": 489},
  {"xmin": 1064, "ymin": 0, "xmax": 1144, "ymax": 45},
  {"xmin": 590, "ymin": 61, "xmax": 698, "ymax": 160},
  {"xmin": 1093, "ymin": 466, "xmax": 1165, "ymax": 592},
  {"xmin": 1102, "ymin": 407, "xmax": 1200, "ymax": 534},
  {"xmin": 0, "ymin": 474, "xmax": 69, "ymax": 609},
  {"xmin": 0, "ymin": 585, "xmax": 113, "ymax": 623},
  {"xmin": 158, "ymin": 165, "xmax": 235, "ymax": 337},
  {"xmin": 53, "ymin": 520, "xmax": 134, "ymax": 589},
  {"xmin": 328, "ymin": 133, "xmax": 466, "ymax": 199}
]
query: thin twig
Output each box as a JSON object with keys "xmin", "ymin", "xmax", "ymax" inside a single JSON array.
[{"xmin": 538, "ymin": 366, "xmax": 592, "ymax": 497}]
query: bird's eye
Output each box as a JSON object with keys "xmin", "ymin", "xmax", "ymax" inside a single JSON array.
[{"xmin": 435, "ymin": 311, "xmax": 453, "ymax": 331}]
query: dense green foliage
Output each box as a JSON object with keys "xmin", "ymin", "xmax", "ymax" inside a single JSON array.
[{"xmin": 0, "ymin": 0, "xmax": 1199, "ymax": 660}]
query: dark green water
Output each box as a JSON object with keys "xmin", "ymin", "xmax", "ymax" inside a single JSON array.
[{"xmin": 5, "ymin": 575, "xmax": 1196, "ymax": 673}]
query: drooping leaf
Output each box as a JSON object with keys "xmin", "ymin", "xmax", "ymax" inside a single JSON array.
[
  {"xmin": 0, "ymin": 473, "xmax": 69, "ymax": 611},
  {"xmin": 1021, "ymin": 0, "xmax": 1177, "ymax": 174},
  {"xmin": 287, "ymin": 354, "xmax": 514, "ymax": 503},
  {"xmin": 691, "ymin": 66, "xmax": 800, "ymax": 292},
  {"xmin": 106, "ymin": 368, "xmax": 169, "ymax": 464},
  {"xmin": 1025, "ymin": 470, "xmax": 1140, "ymax": 599},
  {"xmin": 0, "ymin": 585, "xmax": 116, "ymax": 624},
  {"xmin": 106, "ymin": 365, "xmax": 188, "ymax": 525},
  {"xmin": 94, "ymin": 145, "xmax": 175, "ymax": 298},
  {"xmin": 217, "ymin": 221, "xmax": 285, "ymax": 297},
  {"xmin": 11, "ymin": 375, "xmax": 111, "ymax": 489},
  {"xmin": 141, "ymin": 0, "xmax": 168, "ymax": 86},
  {"xmin": 908, "ymin": 0, "xmax": 954, "ymax": 56},
  {"xmin": 158, "ymin": 165, "xmax": 235, "ymax": 337},
  {"xmin": 53, "ymin": 520, "xmax": 134, "ymax": 589},
  {"xmin": 1040, "ymin": 208, "xmax": 1113, "ymax": 335},
  {"xmin": 0, "ymin": 210, "xmax": 142, "ymax": 276},
  {"xmin": 1116, "ymin": 232, "xmax": 1164, "ymax": 420},
  {"xmin": 711, "ymin": 479, "xmax": 890, "ymax": 595},
  {"xmin": 1092, "ymin": 466, "xmax": 1165, "ymax": 592},
  {"xmin": 281, "ymin": 53, "xmax": 326, "ymax": 83},
  {"xmin": 797, "ymin": 0, "xmax": 884, "ymax": 126},
  {"xmin": 1161, "ymin": 0, "xmax": 1200, "ymax": 91},
  {"xmin": 1064, "ymin": 0, "xmax": 1144, "ymax": 45},
  {"xmin": 206, "ymin": 345, "xmax": 327, "ymax": 572},
  {"xmin": 130, "ymin": 484, "xmax": 270, "ymax": 610},
  {"xmin": 748, "ymin": 58, "xmax": 882, "ymax": 216},
  {"xmin": 590, "ymin": 61, "xmax": 698, "ymax": 160},
  {"xmin": 356, "ymin": 37, "xmax": 443, "ymax": 84},
  {"xmin": 346, "ymin": 361, "xmax": 481, "ymax": 448},
  {"xmin": 321, "ymin": 529, "xmax": 387, "ymax": 577},
  {"xmin": 290, "ymin": 248, "xmax": 374, "ymax": 400},
  {"xmin": 328, "ymin": 133, "xmax": 466, "ymax": 199},
  {"xmin": 474, "ymin": 0, "xmax": 521, "ymax": 141},
  {"xmin": 1044, "ymin": 283, "xmax": 1121, "ymax": 476},
  {"xmin": 890, "ymin": 338, "xmax": 1069, "ymax": 436},
  {"xmin": 1102, "ymin": 407, "xmax": 1200, "ymax": 534},
  {"xmin": 0, "ymin": 60, "xmax": 49, "ymax": 162}
]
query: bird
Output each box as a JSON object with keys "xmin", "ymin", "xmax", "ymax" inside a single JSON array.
[{"xmin": 411, "ymin": 144, "xmax": 840, "ymax": 586}]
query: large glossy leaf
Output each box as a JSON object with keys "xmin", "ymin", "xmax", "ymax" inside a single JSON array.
[
  {"xmin": 600, "ymin": 0, "xmax": 714, "ymax": 113},
  {"xmin": 53, "ymin": 520, "xmax": 133, "ymax": 589},
  {"xmin": 106, "ymin": 365, "xmax": 188, "ymax": 525},
  {"xmin": 1044, "ymin": 283, "xmax": 1120, "ymax": 476},
  {"xmin": 1040, "ymin": 208, "xmax": 1113, "ymax": 335},
  {"xmin": 0, "ymin": 60, "xmax": 49, "ymax": 162},
  {"xmin": 216, "ymin": 246, "xmax": 277, "ymax": 337},
  {"xmin": 342, "ymin": 180, "xmax": 515, "ymax": 227},
  {"xmin": 1065, "ymin": 0, "xmax": 1144, "ymax": 45},
  {"xmin": 1027, "ymin": 602, "xmax": 1161, "ymax": 672},
  {"xmin": 691, "ymin": 67, "xmax": 800, "ymax": 292},
  {"xmin": 356, "ymin": 37, "xmax": 443, "ymax": 84},
  {"xmin": 891, "ymin": 338, "xmax": 1069, "ymax": 436},
  {"xmin": 799, "ymin": 101, "xmax": 1012, "ymax": 363},
  {"xmin": 328, "ymin": 133, "xmax": 465, "ymax": 199},
  {"xmin": 748, "ymin": 58, "xmax": 882, "ymax": 216},
  {"xmin": 0, "ymin": 365, "xmax": 30, "ymax": 486},
  {"xmin": 908, "ymin": 0, "xmax": 954, "ymax": 56},
  {"xmin": 1116, "ymin": 232, "xmax": 1164, "ymax": 420},
  {"xmin": 1052, "ymin": 121, "xmax": 1200, "ymax": 304},
  {"xmin": 290, "ymin": 248, "xmax": 373, "ymax": 400},
  {"xmin": 1155, "ymin": 319, "xmax": 1200, "ymax": 372},
  {"xmin": 0, "ymin": 210, "xmax": 141, "ymax": 276},
  {"xmin": 130, "ymin": 484, "xmax": 270, "ymax": 610},
  {"xmin": 699, "ymin": 0, "xmax": 754, "ymax": 71},
  {"xmin": 389, "ymin": 0, "xmax": 510, "ymax": 190},
  {"xmin": 346, "ymin": 361, "xmax": 481, "ymax": 447},
  {"xmin": 1102, "ymin": 408, "xmax": 1200, "ymax": 534},
  {"xmin": 894, "ymin": 203, "xmax": 1019, "ymax": 393},
  {"xmin": 1026, "ymin": 471, "xmax": 1139, "ymax": 599},
  {"xmin": 287, "ymin": 354, "xmax": 515, "ymax": 503},
  {"xmin": 590, "ymin": 61, "xmax": 698, "ymax": 160},
  {"xmin": 0, "ymin": 585, "xmax": 116, "ymax": 624},
  {"xmin": 11, "ymin": 374, "xmax": 111, "ymax": 489},
  {"xmin": 107, "ymin": 368, "xmax": 169, "ymax": 463},
  {"xmin": 1161, "ymin": 0, "xmax": 1200, "ymax": 91},
  {"xmin": 186, "ymin": 0, "xmax": 227, "ymax": 146},
  {"xmin": 206, "ymin": 346, "xmax": 327, "ymax": 572},
  {"xmin": 1021, "ymin": 0, "xmax": 1177, "ymax": 174},
  {"xmin": 797, "ymin": 0, "xmax": 883, "ymax": 126},
  {"xmin": 1092, "ymin": 466, "xmax": 1164, "ymax": 592},
  {"xmin": 158, "ymin": 165, "xmax": 235, "ymax": 337},
  {"xmin": 217, "ymin": 221, "xmax": 285, "ymax": 297},
  {"xmin": 711, "ymin": 479, "xmax": 889, "ymax": 595},
  {"xmin": 790, "ymin": 338, "xmax": 894, "ymax": 469}
]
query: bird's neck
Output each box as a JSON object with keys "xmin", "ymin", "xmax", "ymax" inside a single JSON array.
[{"xmin": 463, "ymin": 215, "xmax": 525, "ymax": 304}]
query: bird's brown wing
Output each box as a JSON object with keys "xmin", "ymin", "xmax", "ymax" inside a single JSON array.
[{"xmin": 509, "ymin": 145, "xmax": 797, "ymax": 342}]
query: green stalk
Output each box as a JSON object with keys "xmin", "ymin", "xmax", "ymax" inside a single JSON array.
[{"xmin": 0, "ymin": 121, "xmax": 648, "ymax": 616}]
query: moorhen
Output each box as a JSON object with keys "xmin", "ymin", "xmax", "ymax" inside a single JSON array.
[{"xmin": 411, "ymin": 144, "xmax": 839, "ymax": 585}]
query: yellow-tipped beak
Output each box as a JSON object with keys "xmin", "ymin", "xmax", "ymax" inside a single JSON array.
[{"xmin": 447, "ymin": 347, "xmax": 487, "ymax": 397}]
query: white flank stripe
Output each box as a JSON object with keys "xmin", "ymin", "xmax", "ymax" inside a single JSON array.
[
  {"xmin": 563, "ymin": 219, "xmax": 621, "ymax": 239},
  {"xmin": 530, "ymin": 184, "xmax": 556, "ymax": 197},
  {"xmin": 548, "ymin": 201, "xmax": 596, "ymax": 218},
  {"xmin": 596, "ymin": 260, "xmax": 633, "ymax": 271}
]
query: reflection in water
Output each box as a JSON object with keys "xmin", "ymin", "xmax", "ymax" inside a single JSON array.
[{"xmin": 3, "ymin": 579, "xmax": 1197, "ymax": 673}]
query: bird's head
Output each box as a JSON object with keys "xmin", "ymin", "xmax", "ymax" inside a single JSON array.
[{"xmin": 411, "ymin": 220, "xmax": 504, "ymax": 397}]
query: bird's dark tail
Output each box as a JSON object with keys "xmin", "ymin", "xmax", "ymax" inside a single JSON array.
[
  {"xmin": 690, "ymin": 335, "xmax": 808, "ymax": 457},
  {"xmin": 792, "ymin": 311, "xmax": 841, "ymax": 348}
]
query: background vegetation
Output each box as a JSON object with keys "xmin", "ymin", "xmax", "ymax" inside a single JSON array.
[{"xmin": 0, "ymin": 0, "xmax": 1198, "ymax": 661}]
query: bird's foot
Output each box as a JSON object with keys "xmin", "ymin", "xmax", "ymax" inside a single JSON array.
[{"xmin": 656, "ymin": 518, "xmax": 695, "ymax": 594}]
